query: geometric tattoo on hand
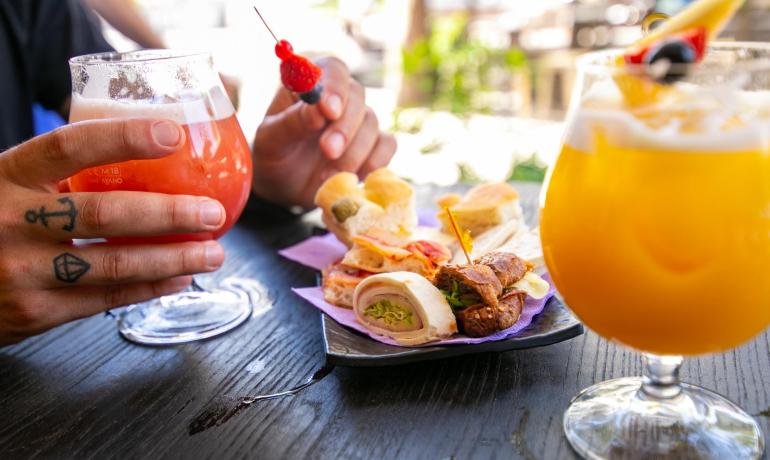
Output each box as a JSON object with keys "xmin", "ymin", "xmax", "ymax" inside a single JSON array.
[
  {"xmin": 26, "ymin": 197, "xmax": 77, "ymax": 232},
  {"xmin": 53, "ymin": 252, "xmax": 90, "ymax": 283}
]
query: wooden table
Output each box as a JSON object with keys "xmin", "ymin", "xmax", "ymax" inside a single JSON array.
[{"xmin": 1, "ymin": 183, "xmax": 768, "ymax": 460}]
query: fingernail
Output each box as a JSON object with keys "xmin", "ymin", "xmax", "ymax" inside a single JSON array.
[
  {"xmin": 151, "ymin": 121, "xmax": 182, "ymax": 147},
  {"xmin": 326, "ymin": 94, "xmax": 342, "ymax": 118},
  {"xmin": 200, "ymin": 200, "xmax": 225, "ymax": 228},
  {"xmin": 325, "ymin": 132, "xmax": 345, "ymax": 159},
  {"xmin": 204, "ymin": 242, "xmax": 225, "ymax": 270}
]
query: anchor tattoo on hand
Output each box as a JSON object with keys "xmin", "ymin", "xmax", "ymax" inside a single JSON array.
[{"xmin": 25, "ymin": 197, "xmax": 77, "ymax": 232}]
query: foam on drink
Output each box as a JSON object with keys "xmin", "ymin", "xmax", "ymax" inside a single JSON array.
[
  {"xmin": 70, "ymin": 87, "xmax": 234, "ymax": 124},
  {"xmin": 564, "ymin": 80, "xmax": 770, "ymax": 154}
]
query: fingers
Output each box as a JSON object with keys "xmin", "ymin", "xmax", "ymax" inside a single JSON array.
[
  {"xmin": 254, "ymin": 101, "xmax": 327, "ymax": 157},
  {"xmin": 317, "ymin": 57, "xmax": 351, "ymax": 121},
  {"xmin": 358, "ymin": 133, "xmax": 397, "ymax": 179},
  {"xmin": 320, "ymin": 81, "xmax": 366, "ymax": 160},
  {"xmin": 332, "ymin": 109, "xmax": 379, "ymax": 172},
  {"xmin": 3, "ymin": 119, "xmax": 185, "ymax": 189},
  {"xmin": 5, "ymin": 241, "xmax": 224, "ymax": 288},
  {"xmin": 17, "ymin": 192, "xmax": 225, "ymax": 241},
  {"xmin": 12, "ymin": 276, "xmax": 193, "ymax": 338}
]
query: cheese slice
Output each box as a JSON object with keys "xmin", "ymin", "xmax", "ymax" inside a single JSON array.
[{"xmin": 512, "ymin": 272, "xmax": 550, "ymax": 300}]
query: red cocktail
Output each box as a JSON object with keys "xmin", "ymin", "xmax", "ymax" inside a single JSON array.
[
  {"xmin": 69, "ymin": 50, "xmax": 259, "ymax": 344},
  {"xmin": 69, "ymin": 75, "xmax": 252, "ymax": 243}
]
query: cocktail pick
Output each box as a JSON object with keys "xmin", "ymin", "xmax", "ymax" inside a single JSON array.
[
  {"xmin": 251, "ymin": 4, "xmax": 324, "ymax": 104},
  {"xmin": 444, "ymin": 207, "xmax": 473, "ymax": 265},
  {"xmin": 252, "ymin": 5, "xmax": 278, "ymax": 43}
]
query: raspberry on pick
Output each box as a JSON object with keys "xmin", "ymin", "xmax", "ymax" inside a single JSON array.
[
  {"xmin": 252, "ymin": 7, "xmax": 323, "ymax": 104},
  {"xmin": 275, "ymin": 39, "xmax": 293, "ymax": 60},
  {"xmin": 280, "ymin": 54, "xmax": 322, "ymax": 94}
]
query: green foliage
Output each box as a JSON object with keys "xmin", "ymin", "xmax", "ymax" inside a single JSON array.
[
  {"xmin": 401, "ymin": 14, "xmax": 528, "ymax": 115},
  {"xmin": 456, "ymin": 162, "xmax": 483, "ymax": 184},
  {"xmin": 419, "ymin": 139, "xmax": 444, "ymax": 155},
  {"xmin": 508, "ymin": 155, "xmax": 547, "ymax": 183},
  {"xmin": 391, "ymin": 107, "xmax": 425, "ymax": 134},
  {"xmin": 314, "ymin": 0, "xmax": 338, "ymax": 9}
]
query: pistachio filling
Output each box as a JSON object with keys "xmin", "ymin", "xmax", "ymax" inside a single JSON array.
[{"xmin": 364, "ymin": 299, "xmax": 414, "ymax": 326}]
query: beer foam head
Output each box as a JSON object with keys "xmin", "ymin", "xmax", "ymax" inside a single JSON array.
[
  {"xmin": 69, "ymin": 51, "xmax": 232, "ymax": 124},
  {"xmin": 565, "ymin": 80, "xmax": 770, "ymax": 153},
  {"xmin": 70, "ymin": 87, "xmax": 234, "ymax": 124}
]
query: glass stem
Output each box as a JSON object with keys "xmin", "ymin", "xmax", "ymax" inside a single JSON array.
[{"xmin": 639, "ymin": 354, "xmax": 683, "ymax": 399}]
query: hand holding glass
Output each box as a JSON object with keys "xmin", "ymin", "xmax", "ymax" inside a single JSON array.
[{"xmin": 69, "ymin": 51, "xmax": 260, "ymax": 345}]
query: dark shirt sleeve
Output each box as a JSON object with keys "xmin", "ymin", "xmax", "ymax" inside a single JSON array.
[{"xmin": 29, "ymin": 0, "xmax": 113, "ymax": 111}]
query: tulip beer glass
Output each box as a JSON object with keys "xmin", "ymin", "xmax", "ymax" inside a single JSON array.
[
  {"xmin": 69, "ymin": 50, "xmax": 258, "ymax": 345},
  {"xmin": 541, "ymin": 43, "xmax": 770, "ymax": 459}
]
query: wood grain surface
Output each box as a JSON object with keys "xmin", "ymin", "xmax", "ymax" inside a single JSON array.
[{"xmin": 1, "ymin": 183, "xmax": 768, "ymax": 460}]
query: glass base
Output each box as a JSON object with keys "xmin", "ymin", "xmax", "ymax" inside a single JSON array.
[
  {"xmin": 564, "ymin": 377, "xmax": 764, "ymax": 460},
  {"xmin": 118, "ymin": 277, "xmax": 267, "ymax": 345}
]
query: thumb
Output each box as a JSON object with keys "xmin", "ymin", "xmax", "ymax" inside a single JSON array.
[{"xmin": 255, "ymin": 100, "xmax": 326, "ymax": 157}]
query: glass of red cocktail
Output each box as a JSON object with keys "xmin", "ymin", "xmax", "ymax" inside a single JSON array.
[{"xmin": 69, "ymin": 50, "xmax": 261, "ymax": 345}]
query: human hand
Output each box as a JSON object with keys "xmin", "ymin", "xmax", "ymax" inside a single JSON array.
[
  {"xmin": 251, "ymin": 57, "xmax": 397, "ymax": 209},
  {"xmin": 0, "ymin": 119, "xmax": 228, "ymax": 345}
]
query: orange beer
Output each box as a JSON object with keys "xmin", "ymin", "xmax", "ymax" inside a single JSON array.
[
  {"xmin": 541, "ymin": 85, "xmax": 770, "ymax": 356},
  {"xmin": 68, "ymin": 91, "xmax": 252, "ymax": 243}
]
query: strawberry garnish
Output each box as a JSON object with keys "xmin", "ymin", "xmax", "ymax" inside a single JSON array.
[{"xmin": 624, "ymin": 27, "xmax": 707, "ymax": 65}]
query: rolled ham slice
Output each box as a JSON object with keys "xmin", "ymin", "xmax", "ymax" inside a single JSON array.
[{"xmin": 353, "ymin": 272, "xmax": 458, "ymax": 346}]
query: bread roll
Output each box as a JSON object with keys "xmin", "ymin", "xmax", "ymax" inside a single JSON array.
[
  {"xmin": 437, "ymin": 183, "xmax": 522, "ymax": 237},
  {"xmin": 314, "ymin": 169, "xmax": 417, "ymax": 247},
  {"xmin": 353, "ymin": 272, "xmax": 458, "ymax": 345}
]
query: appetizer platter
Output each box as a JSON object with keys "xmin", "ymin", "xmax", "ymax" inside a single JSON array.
[{"xmin": 280, "ymin": 169, "xmax": 582, "ymax": 366}]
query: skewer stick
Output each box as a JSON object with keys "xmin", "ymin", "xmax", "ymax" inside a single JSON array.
[
  {"xmin": 253, "ymin": 5, "xmax": 279, "ymax": 43},
  {"xmin": 445, "ymin": 207, "xmax": 472, "ymax": 265}
]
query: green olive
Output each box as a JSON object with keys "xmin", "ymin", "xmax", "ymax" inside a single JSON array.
[{"xmin": 331, "ymin": 198, "xmax": 360, "ymax": 223}]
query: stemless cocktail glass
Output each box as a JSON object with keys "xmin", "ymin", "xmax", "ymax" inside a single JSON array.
[
  {"xmin": 541, "ymin": 43, "xmax": 770, "ymax": 459},
  {"xmin": 69, "ymin": 51, "xmax": 259, "ymax": 345}
]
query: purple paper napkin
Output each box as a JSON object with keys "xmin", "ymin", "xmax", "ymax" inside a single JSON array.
[
  {"xmin": 278, "ymin": 213, "xmax": 554, "ymax": 347},
  {"xmin": 279, "ymin": 233, "xmax": 345, "ymax": 272}
]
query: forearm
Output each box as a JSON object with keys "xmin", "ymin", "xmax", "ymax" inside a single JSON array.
[{"xmin": 85, "ymin": 0, "xmax": 166, "ymax": 49}]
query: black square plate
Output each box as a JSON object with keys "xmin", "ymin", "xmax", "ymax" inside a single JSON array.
[{"xmin": 322, "ymin": 295, "xmax": 582, "ymax": 367}]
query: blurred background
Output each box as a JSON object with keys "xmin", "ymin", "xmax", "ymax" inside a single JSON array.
[{"xmin": 79, "ymin": 0, "xmax": 767, "ymax": 184}]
